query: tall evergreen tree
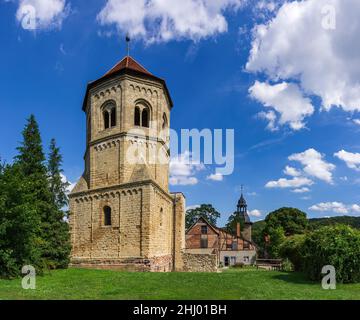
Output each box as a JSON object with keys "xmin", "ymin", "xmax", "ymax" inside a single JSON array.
[
  {"xmin": 48, "ymin": 138, "xmax": 69, "ymax": 210},
  {"xmin": 46, "ymin": 138, "xmax": 71, "ymax": 268},
  {"xmin": 0, "ymin": 163, "xmax": 42, "ymax": 278}
]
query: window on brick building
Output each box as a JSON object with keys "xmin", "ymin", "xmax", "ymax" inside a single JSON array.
[
  {"xmin": 201, "ymin": 225, "xmax": 208, "ymax": 234},
  {"xmin": 104, "ymin": 206, "xmax": 112, "ymax": 226}
]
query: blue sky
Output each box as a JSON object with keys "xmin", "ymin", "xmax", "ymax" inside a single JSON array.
[{"xmin": 1, "ymin": 0, "xmax": 360, "ymax": 226}]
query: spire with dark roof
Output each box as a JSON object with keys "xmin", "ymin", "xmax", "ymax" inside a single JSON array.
[{"xmin": 236, "ymin": 187, "xmax": 251, "ymax": 224}]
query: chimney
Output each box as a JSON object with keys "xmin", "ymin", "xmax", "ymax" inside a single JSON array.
[{"xmin": 236, "ymin": 222, "xmax": 241, "ymax": 238}]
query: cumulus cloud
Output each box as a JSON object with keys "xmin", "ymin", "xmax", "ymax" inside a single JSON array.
[
  {"xmin": 291, "ymin": 187, "xmax": 310, "ymax": 193},
  {"xmin": 247, "ymin": 0, "xmax": 360, "ymax": 117},
  {"xmin": 169, "ymin": 152, "xmax": 205, "ymax": 186},
  {"xmin": 60, "ymin": 173, "xmax": 76, "ymax": 194},
  {"xmin": 283, "ymin": 165, "xmax": 302, "ymax": 177},
  {"xmin": 249, "ymin": 81, "xmax": 314, "ymax": 131},
  {"xmin": 206, "ymin": 173, "xmax": 224, "ymax": 181},
  {"xmin": 289, "ymin": 148, "xmax": 335, "ymax": 184},
  {"xmin": 248, "ymin": 209, "xmax": 262, "ymax": 217},
  {"xmin": 334, "ymin": 150, "xmax": 360, "ymax": 171},
  {"xmin": 309, "ymin": 202, "xmax": 360, "ymax": 215},
  {"xmin": 353, "ymin": 119, "xmax": 360, "ymax": 126},
  {"xmin": 265, "ymin": 148, "xmax": 335, "ymax": 192},
  {"xmin": 16, "ymin": 0, "xmax": 69, "ymax": 30},
  {"xmin": 97, "ymin": 0, "xmax": 243, "ymax": 43},
  {"xmin": 265, "ymin": 177, "xmax": 313, "ymax": 189}
]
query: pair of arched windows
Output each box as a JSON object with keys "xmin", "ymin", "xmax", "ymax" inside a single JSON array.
[
  {"xmin": 103, "ymin": 104, "xmax": 116, "ymax": 130},
  {"xmin": 134, "ymin": 106, "xmax": 149, "ymax": 128}
]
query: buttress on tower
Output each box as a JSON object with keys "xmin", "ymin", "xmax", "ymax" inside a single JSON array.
[{"xmin": 69, "ymin": 56, "xmax": 186, "ymax": 272}]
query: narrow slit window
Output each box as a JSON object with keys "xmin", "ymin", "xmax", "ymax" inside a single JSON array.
[{"xmin": 104, "ymin": 206, "xmax": 112, "ymax": 226}]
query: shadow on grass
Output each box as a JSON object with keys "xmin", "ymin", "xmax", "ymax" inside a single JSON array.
[{"xmin": 271, "ymin": 272, "xmax": 316, "ymax": 285}]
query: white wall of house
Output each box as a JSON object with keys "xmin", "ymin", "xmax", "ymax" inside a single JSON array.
[{"xmin": 220, "ymin": 250, "xmax": 257, "ymax": 266}]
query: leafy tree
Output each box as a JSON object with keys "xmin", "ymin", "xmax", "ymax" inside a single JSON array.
[
  {"xmin": 264, "ymin": 207, "xmax": 308, "ymax": 236},
  {"xmin": 186, "ymin": 204, "xmax": 221, "ymax": 229},
  {"xmin": 225, "ymin": 212, "xmax": 245, "ymax": 235},
  {"xmin": 279, "ymin": 234, "xmax": 306, "ymax": 271},
  {"xmin": 264, "ymin": 226, "xmax": 286, "ymax": 258},
  {"xmin": 255, "ymin": 207, "xmax": 308, "ymax": 258}
]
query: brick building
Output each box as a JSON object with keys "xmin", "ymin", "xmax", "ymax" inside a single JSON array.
[{"xmin": 186, "ymin": 193, "xmax": 257, "ymax": 266}]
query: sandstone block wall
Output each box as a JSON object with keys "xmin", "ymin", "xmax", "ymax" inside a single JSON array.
[{"xmin": 181, "ymin": 252, "xmax": 218, "ymax": 272}]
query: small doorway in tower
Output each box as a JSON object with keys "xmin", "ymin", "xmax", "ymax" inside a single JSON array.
[{"xmin": 224, "ymin": 256, "xmax": 230, "ymax": 267}]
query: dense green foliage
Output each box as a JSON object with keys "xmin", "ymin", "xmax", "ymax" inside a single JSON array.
[
  {"xmin": 185, "ymin": 204, "xmax": 220, "ymax": 229},
  {"xmin": 0, "ymin": 115, "xmax": 70, "ymax": 278},
  {"xmin": 1, "ymin": 268, "xmax": 360, "ymax": 300},
  {"xmin": 225, "ymin": 212, "xmax": 246, "ymax": 235},
  {"xmin": 257, "ymin": 208, "xmax": 308, "ymax": 258},
  {"xmin": 309, "ymin": 216, "xmax": 360, "ymax": 230},
  {"xmin": 301, "ymin": 225, "xmax": 360, "ymax": 283}
]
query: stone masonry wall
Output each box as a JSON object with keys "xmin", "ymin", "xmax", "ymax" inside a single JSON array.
[{"xmin": 182, "ymin": 252, "xmax": 218, "ymax": 272}]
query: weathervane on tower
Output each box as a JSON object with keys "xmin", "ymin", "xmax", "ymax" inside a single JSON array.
[{"xmin": 126, "ymin": 33, "xmax": 131, "ymax": 56}]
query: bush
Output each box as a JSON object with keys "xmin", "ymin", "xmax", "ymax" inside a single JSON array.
[
  {"xmin": 281, "ymin": 258, "xmax": 294, "ymax": 272},
  {"xmin": 301, "ymin": 225, "xmax": 360, "ymax": 283},
  {"xmin": 233, "ymin": 262, "xmax": 245, "ymax": 268},
  {"xmin": 279, "ymin": 234, "xmax": 306, "ymax": 271}
]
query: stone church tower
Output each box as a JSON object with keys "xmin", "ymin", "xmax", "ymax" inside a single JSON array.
[{"xmin": 69, "ymin": 55, "xmax": 186, "ymax": 271}]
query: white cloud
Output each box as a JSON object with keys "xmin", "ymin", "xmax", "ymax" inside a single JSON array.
[
  {"xmin": 353, "ymin": 119, "xmax": 360, "ymax": 126},
  {"xmin": 169, "ymin": 152, "xmax": 205, "ymax": 186},
  {"xmin": 291, "ymin": 187, "xmax": 310, "ymax": 194},
  {"xmin": 289, "ymin": 148, "xmax": 335, "ymax": 184},
  {"xmin": 247, "ymin": 0, "xmax": 360, "ymax": 115},
  {"xmin": 249, "ymin": 81, "xmax": 314, "ymax": 131},
  {"xmin": 60, "ymin": 173, "xmax": 75, "ymax": 194},
  {"xmin": 283, "ymin": 165, "xmax": 302, "ymax": 177},
  {"xmin": 265, "ymin": 177, "xmax": 313, "ymax": 189},
  {"xmin": 16, "ymin": 0, "xmax": 69, "ymax": 30},
  {"xmin": 248, "ymin": 209, "xmax": 262, "ymax": 217},
  {"xmin": 206, "ymin": 173, "xmax": 224, "ymax": 181},
  {"xmin": 97, "ymin": 0, "xmax": 243, "ymax": 43},
  {"xmin": 186, "ymin": 204, "xmax": 200, "ymax": 211},
  {"xmin": 334, "ymin": 150, "xmax": 360, "ymax": 171},
  {"xmin": 309, "ymin": 202, "xmax": 360, "ymax": 215}
]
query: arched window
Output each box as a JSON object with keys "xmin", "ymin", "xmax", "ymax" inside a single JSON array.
[
  {"xmin": 162, "ymin": 113, "xmax": 168, "ymax": 129},
  {"xmin": 104, "ymin": 206, "xmax": 112, "ymax": 226},
  {"xmin": 142, "ymin": 108, "xmax": 149, "ymax": 128},
  {"xmin": 134, "ymin": 107, "xmax": 141, "ymax": 126},
  {"xmin": 110, "ymin": 107, "xmax": 116, "ymax": 127},
  {"xmin": 102, "ymin": 102, "xmax": 116, "ymax": 130},
  {"xmin": 103, "ymin": 110, "xmax": 110, "ymax": 129}
]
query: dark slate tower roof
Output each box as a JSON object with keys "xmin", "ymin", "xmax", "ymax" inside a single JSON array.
[{"xmin": 237, "ymin": 192, "xmax": 251, "ymax": 224}]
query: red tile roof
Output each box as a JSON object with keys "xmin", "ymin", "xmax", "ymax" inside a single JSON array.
[{"xmin": 104, "ymin": 56, "xmax": 152, "ymax": 77}]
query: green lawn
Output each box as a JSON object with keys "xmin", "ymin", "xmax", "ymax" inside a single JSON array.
[{"xmin": 0, "ymin": 268, "xmax": 359, "ymax": 300}]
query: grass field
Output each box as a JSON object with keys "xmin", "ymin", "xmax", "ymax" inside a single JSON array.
[{"xmin": 0, "ymin": 268, "xmax": 359, "ymax": 300}]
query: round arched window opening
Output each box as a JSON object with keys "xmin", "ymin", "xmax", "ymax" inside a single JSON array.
[{"xmin": 103, "ymin": 103, "xmax": 116, "ymax": 130}]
